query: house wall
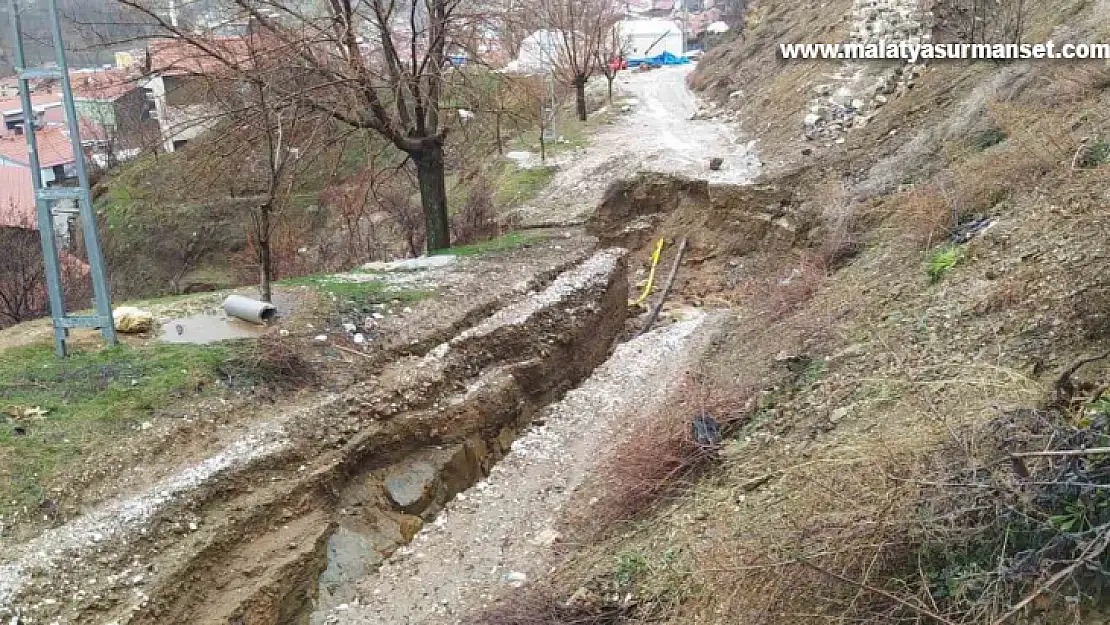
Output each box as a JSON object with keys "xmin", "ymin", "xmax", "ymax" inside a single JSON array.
[
  {"xmin": 620, "ymin": 19, "xmax": 686, "ymax": 57},
  {"xmin": 145, "ymin": 75, "xmax": 217, "ymax": 152},
  {"xmin": 74, "ymin": 99, "xmax": 118, "ymax": 129}
]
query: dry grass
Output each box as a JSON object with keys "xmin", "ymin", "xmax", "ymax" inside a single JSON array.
[
  {"xmin": 737, "ymin": 250, "xmax": 832, "ymax": 322},
  {"xmin": 877, "ymin": 184, "xmax": 956, "ymax": 250},
  {"xmin": 219, "ymin": 333, "xmax": 317, "ymax": 390},
  {"xmin": 474, "ymin": 587, "xmax": 628, "ymax": 625},
  {"xmin": 566, "ymin": 375, "xmax": 756, "ymax": 536},
  {"xmin": 684, "ymin": 453, "xmax": 925, "ymax": 624}
]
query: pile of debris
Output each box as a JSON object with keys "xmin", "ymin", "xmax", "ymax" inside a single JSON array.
[{"xmin": 804, "ymin": 0, "xmax": 932, "ymax": 143}]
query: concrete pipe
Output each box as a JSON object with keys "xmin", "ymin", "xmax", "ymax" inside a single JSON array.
[{"xmin": 223, "ymin": 295, "xmax": 277, "ymax": 325}]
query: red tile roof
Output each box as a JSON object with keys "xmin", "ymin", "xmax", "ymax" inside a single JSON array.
[
  {"xmin": 147, "ymin": 34, "xmax": 303, "ymax": 78},
  {"xmin": 0, "ymin": 164, "xmax": 36, "ymax": 229},
  {"xmin": 0, "ymin": 128, "xmax": 75, "ymax": 168},
  {"xmin": 148, "ymin": 37, "xmax": 254, "ymax": 76},
  {"xmin": 71, "ymin": 69, "xmax": 139, "ymax": 101},
  {"xmin": 0, "ymin": 93, "xmax": 62, "ymax": 116}
]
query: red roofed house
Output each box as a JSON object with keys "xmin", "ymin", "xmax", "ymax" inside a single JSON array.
[
  {"xmin": 0, "ymin": 163, "xmax": 36, "ymax": 229},
  {"xmin": 71, "ymin": 68, "xmax": 159, "ymax": 166},
  {"xmin": 0, "ymin": 93, "xmax": 64, "ymax": 139},
  {"xmin": 142, "ymin": 37, "xmax": 251, "ymax": 152},
  {"xmin": 0, "ymin": 127, "xmax": 77, "ymax": 185},
  {"xmin": 0, "ymin": 128, "xmax": 79, "ymax": 241}
]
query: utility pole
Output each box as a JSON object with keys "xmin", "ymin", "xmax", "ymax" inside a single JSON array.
[
  {"xmin": 8, "ymin": 0, "xmax": 118, "ymax": 356},
  {"xmin": 682, "ymin": 0, "xmax": 689, "ymax": 54}
]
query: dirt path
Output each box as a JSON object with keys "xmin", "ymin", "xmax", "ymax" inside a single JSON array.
[
  {"xmin": 508, "ymin": 65, "xmax": 761, "ymax": 228},
  {"xmin": 317, "ymin": 310, "xmax": 723, "ymax": 625}
]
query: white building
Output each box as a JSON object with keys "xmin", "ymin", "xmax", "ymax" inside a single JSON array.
[
  {"xmin": 511, "ymin": 30, "xmax": 569, "ymax": 74},
  {"xmin": 618, "ymin": 18, "xmax": 685, "ymax": 58}
]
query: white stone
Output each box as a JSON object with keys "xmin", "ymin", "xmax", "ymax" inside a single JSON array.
[
  {"xmin": 113, "ymin": 307, "xmax": 154, "ymax": 334},
  {"xmin": 361, "ymin": 255, "xmax": 457, "ymax": 273}
]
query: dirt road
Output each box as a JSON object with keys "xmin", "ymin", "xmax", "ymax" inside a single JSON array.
[{"xmin": 509, "ymin": 65, "xmax": 761, "ymax": 228}]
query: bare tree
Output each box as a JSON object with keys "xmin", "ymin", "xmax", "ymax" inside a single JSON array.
[
  {"xmin": 523, "ymin": 0, "xmax": 622, "ymax": 121},
  {"xmin": 934, "ymin": 0, "xmax": 1028, "ymax": 44},
  {"xmin": 596, "ymin": 24, "xmax": 630, "ymax": 105},
  {"xmin": 0, "ymin": 223, "xmax": 48, "ymax": 327},
  {"xmin": 0, "ymin": 212, "xmax": 91, "ymax": 328},
  {"xmin": 113, "ymin": 0, "xmax": 480, "ymax": 252}
]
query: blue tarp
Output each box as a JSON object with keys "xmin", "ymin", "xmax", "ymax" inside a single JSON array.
[{"xmin": 626, "ymin": 51, "xmax": 692, "ymax": 67}]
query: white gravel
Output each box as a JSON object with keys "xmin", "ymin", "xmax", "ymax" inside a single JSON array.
[
  {"xmin": 0, "ymin": 421, "xmax": 289, "ymax": 613},
  {"xmin": 454, "ymin": 249, "xmax": 621, "ymax": 342},
  {"xmin": 322, "ymin": 310, "xmax": 722, "ymax": 625}
]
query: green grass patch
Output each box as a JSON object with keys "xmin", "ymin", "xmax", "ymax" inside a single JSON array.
[
  {"xmin": 1078, "ymin": 137, "xmax": 1110, "ymax": 168},
  {"xmin": 278, "ymin": 274, "xmax": 434, "ymax": 303},
  {"xmin": 494, "ymin": 164, "xmax": 557, "ymax": 208},
  {"xmin": 508, "ymin": 108, "xmax": 596, "ymax": 156},
  {"xmin": 437, "ymin": 232, "xmax": 547, "ymax": 257},
  {"xmin": 970, "ymin": 127, "xmax": 1007, "ymax": 151},
  {"xmin": 927, "ymin": 245, "xmax": 963, "ymax": 283},
  {"xmin": 0, "ymin": 342, "xmax": 232, "ymax": 512}
]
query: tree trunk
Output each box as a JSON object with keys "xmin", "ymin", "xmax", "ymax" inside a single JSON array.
[
  {"xmin": 606, "ymin": 75, "xmax": 614, "ymax": 104},
  {"xmin": 495, "ymin": 112, "xmax": 503, "ymax": 155},
  {"xmin": 414, "ymin": 143, "xmax": 451, "ymax": 253},
  {"xmin": 574, "ymin": 75, "xmax": 588, "ymax": 122},
  {"xmin": 259, "ymin": 204, "xmax": 273, "ymax": 303}
]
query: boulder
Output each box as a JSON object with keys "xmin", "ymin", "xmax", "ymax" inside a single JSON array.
[
  {"xmin": 383, "ymin": 460, "xmax": 438, "ymax": 515},
  {"xmin": 113, "ymin": 307, "xmax": 154, "ymax": 334}
]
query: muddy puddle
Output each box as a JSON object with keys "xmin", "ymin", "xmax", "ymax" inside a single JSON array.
[
  {"xmin": 159, "ymin": 314, "xmax": 266, "ymax": 344},
  {"xmin": 158, "ymin": 293, "xmax": 296, "ymax": 344}
]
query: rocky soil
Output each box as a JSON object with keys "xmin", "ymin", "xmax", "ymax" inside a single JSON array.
[{"xmin": 804, "ymin": 0, "xmax": 931, "ymax": 143}]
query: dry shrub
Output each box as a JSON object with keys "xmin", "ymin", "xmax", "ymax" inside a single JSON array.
[
  {"xmin": 0, "ymin": 223, "xmax": 93, "ymax": 329},
  {"xmin": 881, "ymin": 184, "xmax": 955, "ymax": 250},
  {"xmin": 219, "ymin": 333, "xmax": 315, "ymax": 390},
  {"xmin": 576, "ymin": 376, "xmax": 755, "ymax": 533},
  {"xmin": 232, "ymin": 208, "xmax": 343, "ymax": 287},
  {"xmin": 686, "ymin": 454, "xmax": 924, "ymax": 625},
  {"xmin": 812, "ymin": 179, "xmax": 866, "ymax": 270},
  {"xmin": 376, "ymin": 185, "xmax": 426, "ymax": 258},
  {"xmin": 742, "ymin": 251, "xmax": 830, "ymax": 322},
  {"xmin": 452, "ymin": 174, "xmax": 500, "ymax": 246},
  {"xmin": 684, "ymin": 399, "xmax": 1110, "ymax": 625},
  {"xmin": 473, "ymin": 587, "xmax": 627, "ymax": 625}
]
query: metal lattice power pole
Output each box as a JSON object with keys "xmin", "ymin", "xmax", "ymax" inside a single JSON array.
[{"xmin": 7, "ymin": 0, "xmax": 118, "ymax": 356}]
